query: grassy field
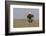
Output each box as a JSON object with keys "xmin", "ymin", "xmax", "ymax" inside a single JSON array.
[{"xmin": 13, "ymin": 19, "xmax": 39, "ymax": 28}]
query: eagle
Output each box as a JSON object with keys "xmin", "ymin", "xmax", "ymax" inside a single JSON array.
[{"xmin": 27, "ymin": 12, "xmax": 34, "ymax": 23}]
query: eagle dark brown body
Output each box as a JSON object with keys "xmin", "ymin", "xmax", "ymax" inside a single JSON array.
[{"xmin": 27, "ymin": 14, "xmax": 34, "ymax": 23}]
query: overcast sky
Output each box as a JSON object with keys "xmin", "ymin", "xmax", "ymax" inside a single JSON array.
[{"xmin": 13, "ymin": 8, "xmax": 39, "ymax": 20}]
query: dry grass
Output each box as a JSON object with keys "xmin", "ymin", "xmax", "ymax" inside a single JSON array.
[{"xmin": 13, "ymin": 19, "xmax": 39, "ymax": 28}]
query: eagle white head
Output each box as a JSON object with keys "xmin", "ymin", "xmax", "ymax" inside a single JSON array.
[{"xmin": 28, "ymin": 12, "xmax": 32, "ymax": 14}]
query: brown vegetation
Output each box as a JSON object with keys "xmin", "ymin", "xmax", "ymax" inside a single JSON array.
[{"xmin": 13, "ymin": 19, "xmax": 39, "ymax": 28}]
